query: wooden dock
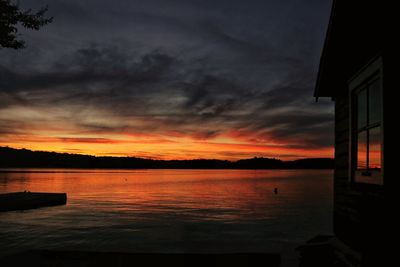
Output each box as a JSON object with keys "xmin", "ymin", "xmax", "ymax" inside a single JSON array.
[{"xmin": 0, "ymin": 192, "xmax": 67, "ymax": 212}]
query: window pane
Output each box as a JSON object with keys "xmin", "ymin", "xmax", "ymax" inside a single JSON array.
[
  {"xmin": 357, "ymin": 89, "xmax": 367, "ymax": 129},
  {"xmin": 357, "ymin": 131, "xmax": 367, "ymax": 170},
  {"xmin": 369, "ymin": 79, "xmax": 381, "ymax": 125},
  {"xmin": 369, "ymin": 126, "xmax": 381, "ymax": 170}
]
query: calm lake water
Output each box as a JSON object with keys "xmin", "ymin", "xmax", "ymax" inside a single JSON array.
[{"xmin": 0, "ymin": 169, "xmax": 333, "ymax": 263}]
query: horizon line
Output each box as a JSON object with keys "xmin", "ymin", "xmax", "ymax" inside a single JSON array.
[{"xmin": 0, "ymin": 146, "xmax": 333, "ymax": 162}]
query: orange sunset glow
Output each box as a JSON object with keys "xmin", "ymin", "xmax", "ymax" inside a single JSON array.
[
  {"xmin": 0, "ymin": 91, "xmax": 334, "ymax": 160},
  {"xmin": 0, "ymin": 77, "xmax": 334, "ymax": 160},
  {"xmin": 1, "ymin": 137, "xmax": 333, "ymax": 161}
]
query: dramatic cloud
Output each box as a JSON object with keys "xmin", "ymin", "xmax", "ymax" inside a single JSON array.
[{"xmin": 0, "ymin": 0, "xmax": 333, "ymax": 160}]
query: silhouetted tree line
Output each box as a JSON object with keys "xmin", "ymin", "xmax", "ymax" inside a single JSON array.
[{"xmin": 0, "ymin": 147, "xmax": 334, "ymax": 169}]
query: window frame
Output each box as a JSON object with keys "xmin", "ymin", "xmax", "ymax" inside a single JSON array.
[{"xmin": 349, "ymin": 56, "xmax": 384, "ymax": 185}]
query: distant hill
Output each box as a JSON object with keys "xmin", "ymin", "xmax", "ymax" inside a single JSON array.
[{"xmin": 0, "ymin": 147, "xmax": 333, "ymax": 169}]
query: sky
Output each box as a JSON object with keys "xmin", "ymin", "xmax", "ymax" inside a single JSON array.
[{"xmin": 0, "ymin": 0, "xmax": 334, "ymax": 160}]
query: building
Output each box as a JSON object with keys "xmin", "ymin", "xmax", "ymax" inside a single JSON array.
[{"xmin": 314, "ymin": 1, "xmax": 386, "ymax": 266}]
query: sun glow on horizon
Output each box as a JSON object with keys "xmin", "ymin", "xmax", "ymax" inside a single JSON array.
[
  {"xmin": 1, "ymin": 132, "xmax": 333, "ymax": 161},
  {"xmin": 0, "ymin": 101, "xmax": 333, "ymax": 160}
]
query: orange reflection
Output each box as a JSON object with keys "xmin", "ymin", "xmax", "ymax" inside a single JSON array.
[
  {"xmin": 369, "ymin": 150, "xmax": 381, "ymax": 169},
  {"xmin": 369, "ymin": 127, "xmax": 381, "ymax": 169},
  {"xmin": 0, "ymin": 169, "xmax": 332, "ymax": 221}
]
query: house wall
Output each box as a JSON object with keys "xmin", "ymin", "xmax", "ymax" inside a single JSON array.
[
  {"xmin": 316, "ymin": 2, "xmax": 386, "ymax": 264},
  {"xmin": 334, "ymin": 93, "xmax": 385, "ymax": 264}
]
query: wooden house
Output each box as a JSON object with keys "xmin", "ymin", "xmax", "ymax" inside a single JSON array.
[{"xmin": 314, "ymin": 1, "xmax": 386, "ymax": 266}]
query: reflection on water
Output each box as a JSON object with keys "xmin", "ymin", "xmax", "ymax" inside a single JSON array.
[{"xmin": 0, "ymin": 169, "xmax": 332, "ymax": 259}]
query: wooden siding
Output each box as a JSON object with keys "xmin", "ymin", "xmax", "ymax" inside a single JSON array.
[{"xmin": 334, "ymin": 95, "xmax": 384, "ymax": 266}]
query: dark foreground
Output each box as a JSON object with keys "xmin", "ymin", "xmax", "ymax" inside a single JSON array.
[
  {"xmin": 0, "ymin": 192, "xmax": 67, "ymax": 212},
  {"xmin": 0, "ymin": 251, "xmax": 281, "ymax": 267}
]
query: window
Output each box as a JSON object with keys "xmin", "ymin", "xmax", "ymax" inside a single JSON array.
[{"xmin": 350, "ymin": 57, "xmax": 383, "ymax": 185}]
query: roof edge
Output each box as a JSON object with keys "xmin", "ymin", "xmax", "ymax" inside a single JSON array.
[{"xmin": 314, "ymin": 0, "xmax": 337, "ymax": 98}]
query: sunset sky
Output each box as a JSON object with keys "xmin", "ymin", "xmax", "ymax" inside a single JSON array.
[{"xmin": 0, "ymin": 0, "xmax": 334, "ymax": 160}]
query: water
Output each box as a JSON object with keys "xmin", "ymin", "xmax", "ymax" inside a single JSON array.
[{"xmin": 0, "ymin": 169, "xmax": 332, "ymax": 264}]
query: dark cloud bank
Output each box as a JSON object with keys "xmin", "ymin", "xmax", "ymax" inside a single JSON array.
[{"xmin": 0, "ymin": 0, "xmax": 334, "ymax": 152}]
